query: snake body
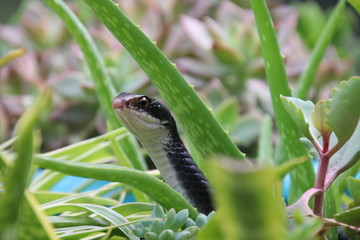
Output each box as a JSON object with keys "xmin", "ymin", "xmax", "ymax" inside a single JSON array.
[{"xmin": 112, "ymin": 92, "xmax": 213, "ymax": 214}]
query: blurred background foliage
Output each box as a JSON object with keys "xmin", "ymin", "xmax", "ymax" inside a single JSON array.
[{"xmin": 0, "ymin": 0, "xmax": 359, "ymax": 157}]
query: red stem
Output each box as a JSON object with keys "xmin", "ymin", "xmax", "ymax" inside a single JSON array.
[{"xmin": 313, "ymin": 133, "xmax": 331, "ymax": 217}]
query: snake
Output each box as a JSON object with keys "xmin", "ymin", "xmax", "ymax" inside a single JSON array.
[{"xmin": 112, "ymin": 92, "xmax": 213, "ymax": 215}]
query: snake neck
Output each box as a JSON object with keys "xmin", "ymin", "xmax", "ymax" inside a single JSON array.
[
  {"xmin": 164, "ymin": 132, "xmax": 213, "ymax": 214},
  {"xmin": 140, "ymin": 128, "xmax": 213, "ymax": 215}
]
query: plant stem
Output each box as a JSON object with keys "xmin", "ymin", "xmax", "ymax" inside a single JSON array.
[
  {"xmin": 313, "ymin": 155, "xmax": 330, "ymax": 216},
  {"xmin": 313, "ymin": 134, "xmax": 331, "ymax": 216}
]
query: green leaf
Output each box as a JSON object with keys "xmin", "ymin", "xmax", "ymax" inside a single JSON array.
[
  {"xmin": 43, "ymin": 0, "xmax": 147, "ymax": 175},
  {"xmin": 0, "ymin": 90, "xmax": 52, "ymax": 240},
  {"xmin": 325, "ymin": 122, "xmax": 360, "ymax": 189},
  {"xmin": 347, "ymin": 177, "xmax": 360, "ymax": 199},
  {"xmin": 312, "ymin": 100, "xmax": 332, "ymax": 137},
  {"xmin": 38, "ymin": 191, "xmax": 119, "ymax": 208},
  {"xmin": 83, "ymin": 0, "xmax": 246, "ymax": 163},
  {"xmin": 348, "ymin": 0, "xmax": 360, "ymax": 14},
  {"xmin": 37, "ymin": 157, "xmax": 198, "ymax": 218},
  {"xmin": 112, "ymin": 203, "xmax": 154, "ymax": 217},
  {"xmin": 280, "ymin": 96, "xmax": 318, "ymax": 142},
  {"xmin": 323, "ymin": 184, "xmax": 341, "ymax": 239},
  {"xmin": 327, "ymin": 77, "xmax": 360, "ymax": 148},
  {"xmin": 207, "ymin": 157, "xmax": 287, "ymax": 240},
  {"xmin": 295, "ymin": 0, "xmax": 346, "ymax": 99},
  {"xmin": 250, "ymin": 0, "xmax": 315, "ymax": 203},
  {"xmin": 49, "ymin": 216, "xmax": 110, "ymax": 228},
  {"xmin": 214, "ymin": 97, "xmax": 239, "ymax": 133},
  {"xmin": 257, "ymin": 115, "xmax": 273, "ymax": 166},
  {"xmin": 16, "ymin": 193, "xmax": 58, "ymax": 240},
  {"xmin": 75, "ymin": 204, "xmax": 134, "ymax": 236},
  {"xmin": 195, "ymin": 214, "xmax": 224, "ymax": 240},
  {"xmin": 334, "ymin": 205, "xmax": 360, "ymax": 240}
]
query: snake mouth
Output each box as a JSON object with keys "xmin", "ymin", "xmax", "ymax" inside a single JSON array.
[{"xmin": 112, "ymin": 95, "xmax": 165, "ymax": 136}]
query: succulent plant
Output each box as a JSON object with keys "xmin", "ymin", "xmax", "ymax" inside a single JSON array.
[{"xmin": 129, "ymin": 205, "xmax": 215, "ymax": 240}]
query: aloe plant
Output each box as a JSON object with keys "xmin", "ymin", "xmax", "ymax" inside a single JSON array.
[{"xmin": 0, "ymin": 0, "xmax": 359, "ymax": 239}]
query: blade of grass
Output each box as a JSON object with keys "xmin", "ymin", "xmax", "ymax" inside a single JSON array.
[
  {"xmin": 249, "ymin": 0, "xmax": 315, "ymax": 203},
  {"xmin": 295, "ymin": 0, "xmax": 346, "ymax": 99},
  {"xmin": 43, "ymin": 0, "xmax": 146, "ymax": 173},
  {"xmin": 83, "ymin": 0, "xmax": 246, "ymax": 164}
]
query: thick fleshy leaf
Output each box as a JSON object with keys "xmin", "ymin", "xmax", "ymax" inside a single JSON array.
[
  {"xmin": 257, "ymin": 115, "xmax": 274, "ymax": 166},
  {"xmin": 16, "ymin": 193, "xmax": 58, "ymax": 240},
  {"xmin": 327, "ymin": 77, "xmax": 360, "ymax": 147},
  {"xmin": 312, "ymin": 100, "xmax": 332, "ymax": 137},
  {"xmin": 83, "ymin": 0, "xmax": 246, "ymax": 164},
  {"xmin": 334, "ymin": 204, "xmax": 360, "ymax": 240},
  {"xmin": 0, "ymin": 90, "xmax": 52, "ymax": 240},
  {"xmin": 205, "ymin": 157, "xmax": 288, "ymax": 240},
  {"xmin": 347, "ymin": 177, "xmax": 360, "ymax": 199},
  {"xmin": 37, "ymin": 157, "xmax": 198, "ymax": 218},
  {"xmin": 325, "ymin": 122, "xmax": 360, "ymax": 189},
  {"xmin": 250, "ymin": 0, "xmax": 315, "ymax": 204},
  {"xmin": 348, "ymin": 0, "xmax": 360, "ymax": 16},
  {"xmin": 280, "ymin": 96, "xmax": 319, "ymax": 142}
]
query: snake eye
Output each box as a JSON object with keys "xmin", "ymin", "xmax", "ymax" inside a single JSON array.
[{"xmin": 138, "ymin": 97, "xmax": 149, "ymax": 109}]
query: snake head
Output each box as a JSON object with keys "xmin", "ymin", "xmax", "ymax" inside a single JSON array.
[{"xmin": 112, "ymin": 92, "xmax": 176, "ymax": 138}]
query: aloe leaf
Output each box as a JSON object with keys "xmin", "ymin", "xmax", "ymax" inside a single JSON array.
[
  {"xmin": 207, "ymin": 158, "xmax": 287, "ymax": 240},
  {"xmin": 250, "ymin": 0, "xmax": 315, "ymax": 203},
  {"xmin": 43, "ymin": 0, "xmax": 146, "ymax": 175},
  {"xmin": 83, "ymin": 0, "xmax": 245, "ymax": 162},
  {"xmin": 295, "ymin": 0, "xmax": 346, "ymax": 99},
  {"xmin": 327, "ymin": 77, "xmax": 360, "ymax": 149},
  {"xmin": 0, "ymin": 90, "xmax": 52, "ymax": 240},
  {"xmin": 37, "ymin": 157, "xmax": 198, "ymax": 218},
  {"xmin": 257, "ymin": 115, "xmax": 273, "ymax": 166},
  {"xmin": 324, "ymin": 122, "xmax": 360, "ymax": 190},
  {"xmin": 16, "ymin": 193, "xmax": 58, "ymax": 240}
]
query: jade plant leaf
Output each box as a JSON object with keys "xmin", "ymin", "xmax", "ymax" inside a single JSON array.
[
  {"xmin": 347, "ymin": 177, "xmax": 360, "ymax": 199},
  {"xmin": 312, "ymin": 100, "xmax": 332, "ymax": 137},
  {"xmin": 280, "ymin": 96, "xmax": 319, "ymax": 142},
  {"xmin": 324, "ymin": 122, "xmax": 360, "ymax": 189},
  {"xmin": 327, "ymin": 77, "xmax": 360, "ymax": 148},
  {"xmin": 334, "ymin": 203, "xmax": 360, "ymax": 240}
]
